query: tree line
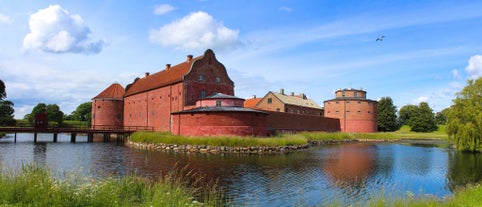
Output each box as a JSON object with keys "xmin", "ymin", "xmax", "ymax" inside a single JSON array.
[
  {"xmin": 377, "ymin": 97, "xmax": 443, "ymax": 133},
  {"xmin": 377, "ymin": 78, "xmax": 482, "ymax": 152}
]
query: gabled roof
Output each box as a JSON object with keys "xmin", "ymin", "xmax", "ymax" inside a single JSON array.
[
  {"xmin": 123, "ymin": 52, "xmax": 204, "ymax": 97},
  {"xmin": 268, "ymin": 91, "xmax": 323, "ymax": 109},
  {"xmin": 244, "ymin": 98, "xmax": 262, "ymax": 108},
  {"xmin": 93, "ymin": 83, "xmax": 125, "ymax": 100}
]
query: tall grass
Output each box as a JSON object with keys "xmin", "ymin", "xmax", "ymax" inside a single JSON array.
[{"xmin": 0, "ymin": 164, "xmax": 222, "ymax": 207}]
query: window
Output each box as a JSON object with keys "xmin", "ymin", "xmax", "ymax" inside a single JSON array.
[
  {"xmin": 342, "ymin": 92, "xmax": 345, "ymax": 97},
  {"xmin": 216, "ymin": 100, "xmax": 222, "ymax": 106},
  {"xmin": 216, "ymin": 77, "xmax": 220, "ymax": 83},
  {"xmin": 201, "ymin": 90, "xmax": 206, "ymax": 98},
  {"xmin": 354, "ymin": 91, "xmax": 358, "ymax": 97},
  {"xmin": 199, "ymin": 74, "xmax": 204, "ymax": 81},
  {"xmin": 276, "ymin": 108, "xmax": 280, "ymax": 112},
  {"xmin": 267, "ymin": 98, "xmax": 272, "ymax": 104}
]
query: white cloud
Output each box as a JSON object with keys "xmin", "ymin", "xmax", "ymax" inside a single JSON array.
[
  {"xmin": 23, "ymin": 5, "xmax": 104, "ymax": 54},
  {"xmin": 465, "ymin": 54, "xmax": 482, "ymax": 79},
  {"xmin": 0, "ymin": 13, "xmax": 13, "ymax": 24},
  {"xmin": 149, "ymin": 11, "xmax": 240, "ymax": 51},
  {"xmin": 415, "ymin": 96, "xmax": 429, "ymax": 103},
  {"xmin": 153, "ymin": 4, "xmax": 175, "ymax": 15}
]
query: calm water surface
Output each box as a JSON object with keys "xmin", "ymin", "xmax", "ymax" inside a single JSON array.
[{"xmin": 1, "ymin": 133, "xmax": 481, "ymax": 206}]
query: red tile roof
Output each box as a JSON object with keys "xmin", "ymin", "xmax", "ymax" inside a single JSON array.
[
  {"xmin": 124, "ymin": 55, "xmax": 202, "ymax": 97},
  {"xmin": 93, "ymin": 83, "xmax": 125, "ymax": 100},
  {"xmin": 244, "ymin": 98, "xmax": 262, "ymax": 108}
]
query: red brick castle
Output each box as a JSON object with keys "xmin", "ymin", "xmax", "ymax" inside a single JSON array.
[{"xmin": 92, "ymin": 49, "xmax": 377, "ymax": 136}]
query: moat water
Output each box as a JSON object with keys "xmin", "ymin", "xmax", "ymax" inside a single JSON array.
[{"xmin": 1, "ymin": 133, "xmax": 481, "ymax": 206}]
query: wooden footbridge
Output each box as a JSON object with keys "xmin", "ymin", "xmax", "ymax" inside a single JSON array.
[{"xmin": 0, "ymin": 126, "xmax": 153, "ymax": 143}]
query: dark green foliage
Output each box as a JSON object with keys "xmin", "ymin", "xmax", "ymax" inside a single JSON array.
[
  {"xmin": 377, "ymin": 97, "xmax": 400, "ymax": 132},
  {"xmin": 398, "ymin": 104, "xmax": 418, "ymax": 126},
  {"xmin": 25, "ymin": 103, "xmax": 64, "ymax": 126},
  {"xmin": 69, "ymin": 102, "xmax": 92, "ymax": 122},
  {"xmin": 0, "ymin": 80, "xmax": 5, "ymax": 100},
  {"xmin": 410, "ymin": 102, "xmax": 438, "ymax": 132},
  {"xmin": 447, "ymin": 78, "xmax": 482, "ymax": 152},
  {"xmin": 435, "ymin": 108, "xmax": 449, "ymax": 125},
  {"xmin": 0, "ymin": 100, "xmax": 16, "ymax": 126}
]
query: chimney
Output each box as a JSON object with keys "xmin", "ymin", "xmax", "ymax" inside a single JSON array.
[
  {"xmin": 291, "ymin": 92, "xmax": 294, "ymax": 96},
  {"xmin": 280, "ymin": 88, "xmax": 285, "ymax": 95},
  {"xmin": 187, "ymin": 55, "xmax": 193, "ymax": 62},
  {"xmin": 145, "ymin": 72, "xmax": 150, "ymax": 77},
  {"xmin": 252, "ymin": 95, "xmax": 256, "ymax": 99},
  {"xmin": 165, "ymin": 64, "xmax": 171, "ymax": 70}
]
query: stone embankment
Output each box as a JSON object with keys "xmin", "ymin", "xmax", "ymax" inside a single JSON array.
[{"xmin": 126, "ymin": 139, "xmax": 379, "ymax": 154}]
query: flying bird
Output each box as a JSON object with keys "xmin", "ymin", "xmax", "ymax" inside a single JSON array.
[{"xmin": 376, "ymin": 35, "xmax": 385, "ymax": 41}]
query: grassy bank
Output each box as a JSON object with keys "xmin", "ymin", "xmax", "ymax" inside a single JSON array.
[
  {"xmin": 130, "ymin": 131, "xmax": 308, "ymax": 147},
  {"xmin": 0, "ymin": 164, "xmax": 221, "ymax": 207},
  {"xmin": 130, "ymin": 125, "xmax": 448, "ymax": 147},
  {"xmin": 1, "ymin": 165, "xmax": 481, "ymax": 206}
]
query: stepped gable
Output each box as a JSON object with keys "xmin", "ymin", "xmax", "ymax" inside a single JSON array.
[
  {"xmin": 93, "ymin": 83, "xmax": 125, "ymax": 100},
  {"xmin": 124, "ymin": 52, "xmax": 205, "ymax": 97},
  {"xmin": 270, "ymin": 91, "xmax": 322, "ymax": 109}
]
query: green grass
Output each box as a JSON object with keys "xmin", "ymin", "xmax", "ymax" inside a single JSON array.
[
  {"xmin": 1, "ymin": 164, "xmax": 481, "ymax": 206},
  {"xmin": 0, "ymin": 164, "xmax": 222, "ymax": 207},
  {"xmin": 130, "ymin": 131, "xmax": 308, "ymax": 147},
  {"xmin": 130, "ymin": 126, "xmax": 449, "ymax": 147}
]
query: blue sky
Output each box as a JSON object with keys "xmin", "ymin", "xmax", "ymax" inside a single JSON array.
[{"xmin": 1, "ymin": 0, "xmax": 482, "ymax": 118}]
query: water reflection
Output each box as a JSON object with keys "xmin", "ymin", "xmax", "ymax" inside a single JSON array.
[
  {"xmin": 323, "ymin": 144, "xmax": 376, "ymax": 186},
  {"xmin": 33, "ymin": 142, "xmax": 47, "ymax": 164},
  {"xmin": 1, "ymin": 133, "xmax": 482, "ymax": 206},
  {"xmin": 447, "ymin": 150, "xmax": 482, "ymax": 191}
]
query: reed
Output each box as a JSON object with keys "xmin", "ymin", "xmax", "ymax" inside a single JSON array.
[{"xmin": 0, "ymin": 164, "xmax": 222, "ymax": 207}]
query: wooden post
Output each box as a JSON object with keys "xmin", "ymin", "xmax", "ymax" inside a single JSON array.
[
  {"xmin": 103, "ymin": 133, "xmax": 110, "ymax": 142},
  {"xmin": 14, "ymin": 132, "xmax": 17, "ymax": 143},
  {"xmin": 87, "ymin": 133, "xmax": 94, "ymax": 143},
  {"xmin": 70, "ymin": 133, "xmax": 76, "ymax": 143},
  {"xmin": 53, "ymin": 133, "xmax": 58, "ymax": 143},
  {"xmin": 34, "ymin": 132, "xmax": 38, "ymax": 143}
]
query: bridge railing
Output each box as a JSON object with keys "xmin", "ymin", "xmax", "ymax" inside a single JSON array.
[
  {"xmin": 91, "ymin": 125, "xmax": 155, "ymax": 131},
  {"xmin": 1, "ymin": 125, "xmax": 154, "ymax": 133}
]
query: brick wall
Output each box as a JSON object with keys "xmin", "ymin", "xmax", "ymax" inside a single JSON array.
[
  {"xmin": 91, "ymin": 99, "xmax": 123, "ymax": 129},
  {"xmin": 171, "ymin": 112, "xmax": 268, "ymax": 136},
  {"xmin": 324, "ymin": 99, "xmax": 378, "ymax": 132},
  {"xmin": 263, "ymin": 110, "xmax": 340, "ymax": 134}
]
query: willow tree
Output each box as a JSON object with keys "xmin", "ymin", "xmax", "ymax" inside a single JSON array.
[{"xmin": 446, "ymin": 78, "xmax": 482, "ymax": 152}]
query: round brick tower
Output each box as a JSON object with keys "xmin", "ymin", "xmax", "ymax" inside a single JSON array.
[
  {"xmin": 323, "ymin": 88, "xmax": 378, "ymax": 132},
  {"xmin": 91, "ymin": 83, "xmax": 125, "ymax": 129}
]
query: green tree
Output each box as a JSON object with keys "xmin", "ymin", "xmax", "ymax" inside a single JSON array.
[
  {"xmin": 377, "ymin": 97, "xmax": 399, "ymax": 131},
  {"xmin": 46, "ymin": 104, "xmax": 64, "ymax": 125},
  {"xmin": 410, "ymin": 102, "xmax": 438, "ymax": 132},
  {"xmin": 0, "ymin": 100, "xmax": 16, "ymax": 126},
  {"xmin": 25, "ymin": 103, "xmax": 64, "ymax": 126},
  {"xmin": 447, "ymin": 78, "xmax": 482, "ymax": 152},
  {"xmin": 70, "ymin": 102, "xmax": 92, "ymax": 121},
  {"xmin": 435, "ymin": 108, "xmax": 449, "ymax": 125},
  {"xmin": 398, "ymin": 104, "xmax": 418, "ymax": 126},
  {"xmin": 0, "ymin": 80, "xmax": 5, "ymax": 100}
]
